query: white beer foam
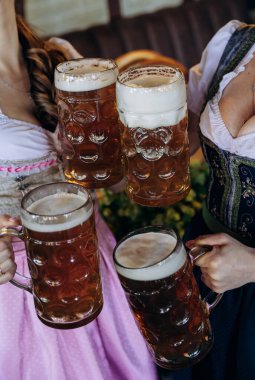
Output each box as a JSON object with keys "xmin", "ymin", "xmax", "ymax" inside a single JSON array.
[
  {"xmin": 115, "ymin": 232, "xmax": 187, "ymax": 281},
  {"xmin": 55, "ymin": 58, "xmax": 118, "ymax": 92},
  {"xmin": 22, "ymin": 193, "xmax": 92, "ymax": 233},
  {"xmin": 116, "ymin": 70, "xmax": 187, "ymax": 129}
]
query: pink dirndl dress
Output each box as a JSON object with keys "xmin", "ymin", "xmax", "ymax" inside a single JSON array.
[{"xmin": 0, "ymin": 112, "xmax": 158, "ymax": 380}]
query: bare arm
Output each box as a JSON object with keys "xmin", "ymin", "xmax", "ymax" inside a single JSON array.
[
  {"xmin": 188, "ymin": 109, "xmax": 201, "ymax": 156},
  {"xmin": 47, "ymin": 37, "xmax": 83, "ymax": 59}
]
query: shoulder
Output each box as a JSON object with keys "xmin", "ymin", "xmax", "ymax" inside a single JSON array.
[
  {"xmin": 205, "ymin": 20, "xmax": 242, "ymax": 55},
  {"xmin": 210, "ymin": 20, "xmax": 242, "ymax": 41},
  {"xmin": 47, "ymin": 37, "xmax": 83, "ymax": 59},
  {"xmin": 187, "ymin": 20, "xmax": 244, "ymax": 115}
]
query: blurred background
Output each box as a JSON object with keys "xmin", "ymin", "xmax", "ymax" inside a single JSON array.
[
  {"xmin": 17, "ymin": 0, "xmax": 254, "ymax": 67},
  {"xmin": 24, "ymin": 0, "xmax": 184, "ymax": 36}
]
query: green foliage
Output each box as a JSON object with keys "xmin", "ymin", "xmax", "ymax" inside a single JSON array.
[{"xmin": 98, "ymin": 161, "xmax": 209, "ymax": 241}]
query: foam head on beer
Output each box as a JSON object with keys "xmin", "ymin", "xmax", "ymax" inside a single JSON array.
[
  {"xmin": 115, "ymin": 231, "xmax": 187, "ymax": 281},
  {"xmin": 116, "ymin": 65, "xmax": 187, "ymax": 129},
  {"xmin": 55, "ymin": 58, "xmax": 118, "ymax": 92},
  {"xmin": 22, "ymin": 192, "xmax": 92, "ymax": 233}
]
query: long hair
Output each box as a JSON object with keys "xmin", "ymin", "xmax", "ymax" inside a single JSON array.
[{"xmin": 16, "ymin": 15, "xmax": 68, "ymax": 132}]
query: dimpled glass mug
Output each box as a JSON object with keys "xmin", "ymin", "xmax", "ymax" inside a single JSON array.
[
  {"xmin": 0, "ymin": 182, "xmax": 103, "ymax": 329},
  {"xmin": 113, "ymin": 226, "xmax": 222, "ymax": 369},
  {"xmin": 55, "ymin": 58, "xmax": 124, "ymax": 189},
  {"xmin": 116, "ymin": 65, "xmax": 190, "ymax": 207}
]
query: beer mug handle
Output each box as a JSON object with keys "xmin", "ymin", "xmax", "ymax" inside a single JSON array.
[
  {"xmin": 189, "ymin": 245, "xmax": 223, "ymax": 313},
  {"xmin": 0, "ymin": 227, "xmax": 32, "ymax": 293}
]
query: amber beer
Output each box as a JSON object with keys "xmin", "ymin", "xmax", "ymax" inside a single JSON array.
[
  {"xmin": 20, "ymin": 182, "xmax": 102, "ymax": 329},
  {"xmin": 113, "ymin": 227, "xmax": 213, "ymax": 369},
  {"xmin": 55, "ymin": 58, "xmax": 124, "ymax": 188},
  {"xmin": 116, "ymin": 66, "xmax": 190, "ymax": 207}
]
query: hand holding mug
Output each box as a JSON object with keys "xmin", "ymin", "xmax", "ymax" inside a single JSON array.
[
  {"xmin": 187, "ymin": 233, "xmax": 255, "ymax": 293},
  {"xmin": 0, "ymin": 215, "xmax": 19, "ymax": 284},
  {"xmin": 113, "ymin": 226, "xmax": 222, "ymax": 370},
  {"xmin": 0, "ymin": 182, "xmax": 103, "ymax": 329}
]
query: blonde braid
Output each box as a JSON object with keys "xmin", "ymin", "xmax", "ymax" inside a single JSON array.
[{"xmin": 16, "ymin": 15, "xmax": 68, "ymax": 132}]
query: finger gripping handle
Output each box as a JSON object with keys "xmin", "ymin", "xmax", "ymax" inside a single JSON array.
[
  {"xmin": 189, "ymin": 244, "xmax": 223, "ymax": 313},
  {"xmin": 0, "ymin": 226, "xmax": 32, "ymax": 293}
]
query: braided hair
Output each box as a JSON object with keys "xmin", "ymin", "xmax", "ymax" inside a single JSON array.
[{"xmin": 16, "ymin": 15, "xmax": 68, "ymax": 132}]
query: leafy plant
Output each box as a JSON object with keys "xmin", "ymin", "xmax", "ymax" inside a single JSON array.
[{"xmin": 97, "ymin": 161, "xmax": 209, "ymax": 241}]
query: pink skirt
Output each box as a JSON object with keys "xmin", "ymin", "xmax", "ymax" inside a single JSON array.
[{"xmin": 0, "ymin": 211, "xmax": 158, "ymax": 380}]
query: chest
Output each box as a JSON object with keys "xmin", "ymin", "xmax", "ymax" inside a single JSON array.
[
  {"xmin": 218, "ymin": 56, "xmax": 255, "ymax": 138},
  {"xmin": 0, "ymin": 89, "xmax": 54, "ymax": 160},
  {"xmin": 0, "ymin": 87, "xmax": 39, "ymax": 126}
]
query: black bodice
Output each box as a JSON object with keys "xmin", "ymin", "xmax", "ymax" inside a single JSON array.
[{"xmin": 201, "ymin": 133, "xmax": 255, "ymax": 243}]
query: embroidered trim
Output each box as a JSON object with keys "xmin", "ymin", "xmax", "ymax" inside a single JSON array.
[{"xmin": 0, "ymin": 159, "xmax": 58, "ymax": 173}]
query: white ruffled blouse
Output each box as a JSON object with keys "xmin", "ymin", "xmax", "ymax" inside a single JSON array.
[{"xmin": 187, "ymin": 20, "xmax": 255, "ymax": 159}]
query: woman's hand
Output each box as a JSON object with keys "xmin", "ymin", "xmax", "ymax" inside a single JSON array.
[
  {"xmin": 186, "ymin": 233, "xmax": 255, "ymax": 293},
  {"xmin": 0, "ymin": 215, "xmax": 19, "ymax": 285}
]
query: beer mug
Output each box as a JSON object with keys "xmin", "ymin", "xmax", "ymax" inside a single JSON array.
[
  {"xmin": 113, "ymin": 226, "xmax": 222, "ymax": 369},
  {"xmin": 55, "ymin": 58, "xmax": 124, "ymax": 188},
  {"xmin": 0, "ymin": 182, "xmax": 103, "ymax": 329},
  {"xmin": 116, "ymin": 65, "xmax": 190, "ymax": 207}
]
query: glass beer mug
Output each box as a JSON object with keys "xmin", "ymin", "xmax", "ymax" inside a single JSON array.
[
  {"xmin": 116, "ymin": 65, "xmax": 190, "ymax": 207},
  {"xmin": 113, "ymin": 226, "xmax": 222, "ymax": 369},
  {"xmin": 0, "ymin": 182, "xmax": 103, "ymax": 329},
  {"xmin": 55, "ymin": 58, "xmax": 124, "ymax": 188}
]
